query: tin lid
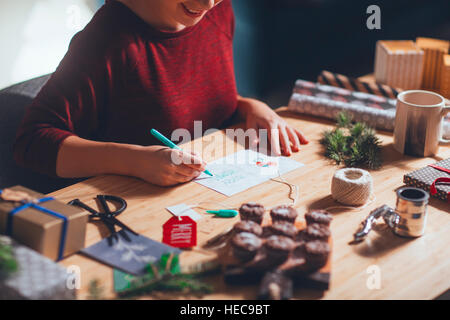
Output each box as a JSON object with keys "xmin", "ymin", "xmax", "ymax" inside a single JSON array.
[{"xmin": 396, "ymin": 187, "xmax": 429, "ymax": 203}]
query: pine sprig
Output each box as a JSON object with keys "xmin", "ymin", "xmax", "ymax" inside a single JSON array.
[
  {"xmin": 87, "ymin": 279, "xmax": 105, "ymax": 300},
  {"xmin": 0, "ymin": 236, "xmax": 18, "ymax": 277},
  {"xmin": 118, "ymin": 273, "xmax": 212, "ymax": 298},
  {"xmin": 117, "ymin": 253, "xmax": 213, "ymax": 299},
  {"xmin": 320, "ymin": 112, "xmax": 382, "ymax": 169}
]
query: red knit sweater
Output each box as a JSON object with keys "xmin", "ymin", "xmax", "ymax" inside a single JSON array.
[{"xmin": 13, "ymin": 0, "xmax": 238, "ymax": 177}]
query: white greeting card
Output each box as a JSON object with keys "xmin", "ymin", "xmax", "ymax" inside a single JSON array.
[{"xmin": 195, "ymin": 149, "xmax": 304, "ymax": 196}]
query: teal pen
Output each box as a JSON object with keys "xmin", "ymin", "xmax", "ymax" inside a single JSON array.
[
  {"xmin": 206, "ymin": 209, "xmax": 238, "ymax": 218},
  {"xmin": 150, "ymin": 129, "xmax": 213, "ymax": 177}
]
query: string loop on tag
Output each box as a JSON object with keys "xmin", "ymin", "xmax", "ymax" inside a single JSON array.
[{"xmin": 270, "ymin": 169, "xmax": 299, "ymax": 207}]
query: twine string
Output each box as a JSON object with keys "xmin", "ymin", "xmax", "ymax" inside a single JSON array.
[
  {"xmin": 331, "ymin": 168, "xmax": 373, "ymax": 206},
  {"xmin": 269, "ymin": 169, "xmax": 299, "ymax": 207}
]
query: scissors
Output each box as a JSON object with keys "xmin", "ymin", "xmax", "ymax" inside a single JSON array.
[{"xmin": 68, "ymin": 195, "xmax": 138, "ymax": 242}]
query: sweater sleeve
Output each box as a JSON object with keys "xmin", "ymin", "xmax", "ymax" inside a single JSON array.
[{"xmin": 13, "ymin": 26, "xmax": 122, "ymax": 177}]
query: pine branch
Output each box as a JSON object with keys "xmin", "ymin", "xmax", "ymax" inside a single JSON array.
[
  {"xmin": 117, "ymin": 253, "xmax": 213, "ymax": 299},
  {"xmin": 336, "ymin": 111, "xmax": 352, "ymax": 128},
  {"xmin": 118, "ymin": 273, "xmax": 212, "ymax": 298},
  {"xmin": 87, "ymin": 279, "xmax": 105, "ymax": 300},
  {"xmin": 0, "ymin": 236, "xmax": 18, "ymax": 277},
  {"xmin": 320, "ymin": 112, "xmax": 382, "ymax": 169}
]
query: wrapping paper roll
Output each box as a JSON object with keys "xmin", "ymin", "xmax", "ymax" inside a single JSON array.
[
  {"xmin": 318, "ymin": 70, "xmax": 400, "ymax": 99},
  {"xmin": 288, "ymin": 79, "xmax": 450, "ymax": 139}
]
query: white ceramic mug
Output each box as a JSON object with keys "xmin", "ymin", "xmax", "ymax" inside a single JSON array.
[{"xmin": 394, "ymin": 90, "xmax": 450, "ymax": 157}]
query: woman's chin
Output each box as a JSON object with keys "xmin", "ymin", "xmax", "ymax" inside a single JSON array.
[{"xmin": 177, "ymin": 17, "xmax": 203, "ymax": 28}]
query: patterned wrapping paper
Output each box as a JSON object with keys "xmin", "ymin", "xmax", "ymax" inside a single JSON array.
[
  {"xmin": 403, "ymin": 158, "xmax": 450, "ymax": 202},
  {"xmin": 317, "ymin": 70, "xmax": 400, "ymax": 99},
  {"xmin": 0, "ymin": 237, "xmax": 76, "ymax": 300},
  {"xmin": 287, "ymin": 79, "xmax": 450, "ymax": 138}
]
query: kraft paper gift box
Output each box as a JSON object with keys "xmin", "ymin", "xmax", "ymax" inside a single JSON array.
[
  {"xmin": 416, "ymin": 37, "xmax": 450, "ymax": 92},
  {"xmin": 440, "ymin": 54, "xmax": 450, "ymax": 98},
  {"xmin": 374, "ymin": 40, "xmax": 424, "ymax": 90},
  {"xmin": 0, "ymin": 186, "xmax": 88, "ymax": 261},
  {"xmin": 0, "ymin": 236, "xmax": 76, "ymax": 299}
]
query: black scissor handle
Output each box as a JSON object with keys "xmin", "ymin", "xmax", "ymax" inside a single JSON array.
[
  {"xmin": 97, "ymin": 196, "xmax": 137, "ymax": 236},
  {"xmin": 67, "ymin": 195, "xmax": 136, "ymax": 237},
  {"xmin": 97, "ymin": 195, "xmax": 127, "ymax": 217}
]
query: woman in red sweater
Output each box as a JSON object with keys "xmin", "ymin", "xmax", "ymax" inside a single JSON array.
[{"xmin": 14, "ymin": 0, "xmax": 308, "ymax": 186}]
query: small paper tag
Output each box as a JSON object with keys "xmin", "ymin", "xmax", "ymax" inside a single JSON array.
[
  {"xmin": 162, "ymin": 216, "xmax": 197, "ymax": 248},
  {"xmin": 166, "ymin": 204, "xmax": 202, "ymax": 221}
]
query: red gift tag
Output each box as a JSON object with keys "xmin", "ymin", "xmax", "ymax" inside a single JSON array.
[{"xmin": 162, "ymin": 216, "xmax": 197, "ymax": 248}]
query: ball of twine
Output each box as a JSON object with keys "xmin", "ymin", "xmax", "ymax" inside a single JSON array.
[{"xmin": 331, "ymin": 168, "xmax": 373, "ymax": 206}]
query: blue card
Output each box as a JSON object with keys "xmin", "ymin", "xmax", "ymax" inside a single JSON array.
[{"xmin": 81, "ymin": 230, "xmax": 181, "ymax": 276}]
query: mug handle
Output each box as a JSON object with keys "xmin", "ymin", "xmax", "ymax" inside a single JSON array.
[{"xmin": 440, "ymin": 103, "xmax": 450, "ymax": 145}]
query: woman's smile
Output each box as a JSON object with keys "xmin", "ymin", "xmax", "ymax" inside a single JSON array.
[{"xmin": 181, "ymin": 3, "xmax": 206, "ymax": 18}]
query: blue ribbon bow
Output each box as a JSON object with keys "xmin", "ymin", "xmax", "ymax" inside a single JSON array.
[{"xmin": 1, "ymin": 190, "xmax": 67, "ymax": 261}]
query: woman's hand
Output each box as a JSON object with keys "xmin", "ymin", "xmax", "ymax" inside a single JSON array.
[
  {"xmin": 237, "ymin": 97, "xmax": 308, "ymax": 156},
  {"xmin": 131, "ymin": 145, "xmax": 207, "ymax": 186}
]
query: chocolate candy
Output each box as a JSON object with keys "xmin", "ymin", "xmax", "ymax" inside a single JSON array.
[
  {"xmin": 239, "ymin": 203, "xmax": 265, "ymax": 225},
  {"xmin": 270, "ymin": 205, "xmax": 298, "ymax": 224},
  {"xmin": 266, "ymin": 221, "xmax": 298, "ymax": 239},
  {"xmin": 305, "ymin": 210, "xmax": 333, "ymax": 226},
  {"xmin": 231, "ymin": 232, "xmax": 263, "ymax": 262},
  {"xmin": 304, "ymin": 223, "xmax": 331, "ymax": 242},
  {"xmin": 264, "ymin": 235, "xmax": 295, "ymax": 262},
  {"xmin": 305, "ymin": 240, "xmax": 330, "ymax": 270},
  {"xmin": 233, "ymin": 220, "xmax": 263, "ymax": 237}
]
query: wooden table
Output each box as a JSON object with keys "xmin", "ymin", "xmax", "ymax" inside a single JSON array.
[{"xmin": 50, "ymin": 108, "xmax": 450, "ymax": 300}]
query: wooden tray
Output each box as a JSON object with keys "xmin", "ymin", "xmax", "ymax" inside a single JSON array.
[{"xmin": 218, "ymin": 220, "xmax": 332, "ymax": 291}]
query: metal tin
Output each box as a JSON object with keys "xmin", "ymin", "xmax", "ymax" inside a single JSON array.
[{"xmin": 394, "ymin": 187, "xmax": 429, "ymax": 237}]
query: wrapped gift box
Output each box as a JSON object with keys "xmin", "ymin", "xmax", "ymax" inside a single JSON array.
[
  {"xmin": 0, "ymin": 236, "xmax": 76, "ymax": 300},
  {"xmin": 403, "ymin": 158, "xmax": 450, "ymax": 202},
  {"xmin": 440, "ymin": 54, "xmax": 450, "ymax": 98},
  {"xmin": 0, "ymin": 186, "xmax": 88, "ymax": 261},
  {"xmin": 416, "ymin": 37, "xmax": 450, "ymax": 92},
  {"xmin": 374, "ymin": 40, "xmax": 424, "ymax": 90}
]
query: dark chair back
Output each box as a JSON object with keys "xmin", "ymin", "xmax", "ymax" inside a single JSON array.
[{"xmin": 0, "ymin": 75, "xmax": 82, "ymax": 194}]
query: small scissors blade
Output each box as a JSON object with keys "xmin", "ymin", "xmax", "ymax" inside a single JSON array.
[
  {"xmin": 68, "ymin": 199, "xmax": 99, "ymax": 216},
  {"xmin": 99, "ymin": 215, "xmax": 118, "ymax": 235},
  {"xmin": 68, "ymin": 198, "xmax": 118, "ymax": 237},
  {"xmin": 108, "ymin": 216, "xmax": 139, "ymax": 236}
]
